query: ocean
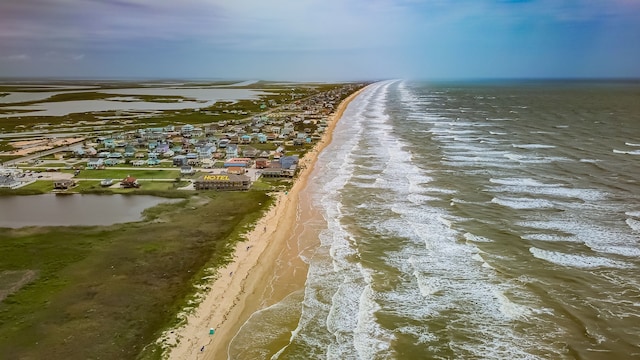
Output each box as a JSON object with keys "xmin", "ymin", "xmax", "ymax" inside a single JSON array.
[{"xmin": 230, "ymin": 80, "xmax": 640, "ymax": 359}]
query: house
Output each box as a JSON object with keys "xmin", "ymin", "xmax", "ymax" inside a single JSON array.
[
  {"xmin": 104, "ymin": 158, "xmax": 123, "ymax": 166},
  {"xmin": 255, "ymin": 158, "xmax": 269, "ymax": 169},
  {"xmin": 124, "ymin": 146, "xmax": 136, "ymax": 158},
  {"xmin": 172, "ymin": 155, "xmax": 187, "ymax": 167},
  {"xmin": 87, "ymin": 158, "xmax": 104, "ymax": 169},
  {"xmin": 201, "ymin": 158, "xmax": 215, "ymax": 169},
  {"xmin": 242, "ymin": 146, "xmax": 259, "ymax": 158},
  {"xmin": 223, "ymin": 158, "xmax": 251, "ymax": 168},
  {"xmin": 147, "ymin": 159, "xmax": 160, "ymax": 166},
  {"xmin": 280, "ymin": 155, "xmax": 299, "ymax": 176},
  {"xmin": 156, "ymin": 143, "xmax": 170, "ymax": 153},
  {"xmin": 53, "ymin": 179, "xmax": 75, "ymax": 190},
  {"xmin": 163, "ymin": 150, "xmax": 175, "ymax": 158},
  {"xmin": 240, "ymin": 134, "xmax": 252, "ymax": 144},
  {"xmin": 262, "ymin": 163, "xmax": 283, "ymax": 177},
  {"xmin": 187, "ymin": 159, "xmax": 201, "ymax": 166},
  {"xmin": 197, "ymin": 145, "xmax": 215, "ymax": 159},
  {"xmin": 132, "ymin": 160, "xmax": 146, "ymax": 167},
  {"xmin": 226, "ymin": 166, "xmax": 246, "ymax": 175},
  {"xmin": 103, "ymin": 139, "xmax": 116, "ymax": 149},
  {"xmin": 181, "ymin": 124, "xmax": 195, "ymax": 135},
  {"xmin": 0, "ymin": 175, "xmax": 22, "ymax": 189},
  {"xmin": 225, "ymin": 144, "xmax": 239, "ymax": 159},
  {"xmin": 121, "ymin": 176, "xmax": 139, "ymax": 188},
  {"xmin": 180, "ymin": 166, "xmax": 195, "ymax": 175}
]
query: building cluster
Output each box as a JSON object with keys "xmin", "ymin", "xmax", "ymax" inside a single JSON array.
[{"xmin": 1, "ymin": 83, "xmax": 366, "ymax": 192}]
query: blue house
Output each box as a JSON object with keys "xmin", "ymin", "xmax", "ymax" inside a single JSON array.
[
  {"xmin": 226, "ymin": 144, "xmax": 238, "ymax": 159},
  {"xmin": 157, "ymin": 143, "xmax": 170, "ymax": 154},
  {"xmin": 280, "ymin": 155, "xmax": 299, "ymax": 169},
  {"xmin": 87, "ymin": 158, "xmax": 104, "ymax": 169},
  {"xmin": 124, "ymin": 146, "xmax": 136, "ymax": 158},
  {"xmin": 147, "ymin": 158, "xmax": 160, "ymax": 166},
  {"xmin": 103, "ymin": 139, "xmax": 116, "ymax": 149},
  {"xmin": 197, "ymin": 145, "xmax": 215, "ymax": 159}
]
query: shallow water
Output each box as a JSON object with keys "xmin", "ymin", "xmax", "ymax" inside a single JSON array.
[
  {"xmin": 0, "ymin": 87, "xmax": 266, "ymax": 117},
  {"xmin": 230, "ymin": 80, "xmax": 640, "ymax": 359},
  {"xmin": 0, "ymin": 194, "xmax": 179, "ymax": 228}
]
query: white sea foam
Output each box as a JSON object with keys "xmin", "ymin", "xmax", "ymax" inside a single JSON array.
[
  {"xmin": 495, "ymin": 290, "xmax": 532, "ymax": 320},
  {"xmin": 512, "ymin": 143, "xmax": 556, "ymax": 149},
  {"xmin": 354, "ymin": 285, "xmax": 395, "ymax": 359},
  {"xmin": 490, "ymin": 183, "xmax": 605, "ymax": 202},
  {"xmin": 463, "ymin": 232, "xmax": 494, "ymax": 243},
  {"xmin": 613, "ymin": 149, "xmax": 640, "ymax": 155},
  {"xmin": 491, "ymin": 196, "xmax": 556, "ymax": 210},
  {"xmin": 625, "ymin": 210, "xmax": 640, "ymax": 218},
  {"xmin": 298, "ymin": 80, "xmax": 584, "ymax": 359},
  {"xmin": 625, "ymin": 218, "xmax": 640, "ymax": 232},
  {"xmin": 529, "ymin": 247, "xmax": 630, "ymax": 269},
  {"xmin": 625, "ymin": 142, "xmax": 640, "ymax": 147},
  {"xmin": 489, "ymin": 177, "xmax": 562, "ymax": 187}
]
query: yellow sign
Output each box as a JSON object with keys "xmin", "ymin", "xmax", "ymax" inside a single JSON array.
[{"xmin": 203, "ymin": 175, "xmax": 230, "ymax": 181}]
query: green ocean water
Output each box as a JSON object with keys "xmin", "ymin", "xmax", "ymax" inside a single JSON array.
[{"xmin": 230, "ymin": 80, "xmax": 640, "ymax": 359}]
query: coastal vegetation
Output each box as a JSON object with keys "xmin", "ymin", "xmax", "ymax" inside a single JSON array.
[
  {"xmin": 0, "ymin": 80, "xmax": 366, "ymax": 359},
  {"xmin": 0, "ymin": 190, "xmax": 273, "ymax": 360}
]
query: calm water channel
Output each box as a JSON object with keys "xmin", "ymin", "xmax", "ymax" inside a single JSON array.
[{"xmin": 0, "ymin": 194, "xmax": 179, "ymax": 228}]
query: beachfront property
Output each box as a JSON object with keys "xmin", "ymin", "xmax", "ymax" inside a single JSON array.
[
  {"xmin": 193, "ymin": 174, "xmax": 251, "ymax": 191},
  {"xmin": 261, "ymin": 155, "xmax": 298, "ymax": 177}
]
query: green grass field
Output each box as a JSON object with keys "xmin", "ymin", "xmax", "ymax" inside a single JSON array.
[
  {"xmin": 75, "ymin": 169, "xmax": 180, "ymax": 180},
  {"xmin": 0, "ymin": 190, "xmax": 273, "ymax": 360}
]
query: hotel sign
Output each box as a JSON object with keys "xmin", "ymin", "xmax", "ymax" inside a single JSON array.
[{"xmin": 203, "ymin": 175, "xmax": 230, "ymax": 181}]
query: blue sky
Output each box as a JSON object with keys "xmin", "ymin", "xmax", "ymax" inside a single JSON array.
[{"xmin": 1, "ymin": 0, "xmax": 639, "ymax": 80}]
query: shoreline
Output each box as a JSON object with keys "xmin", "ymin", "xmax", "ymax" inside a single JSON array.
[{"xmin": 164, "ymin": 86, "xmax": 368, "ymax": 359}]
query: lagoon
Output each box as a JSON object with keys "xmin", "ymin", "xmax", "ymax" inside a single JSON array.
[
  {"xmin": 0, "ymin": 87, "xmax": 267, "ymax": 117},
  {"xmin": 0, "ymin": 194, "xmax": 180, "ymax": 228}
]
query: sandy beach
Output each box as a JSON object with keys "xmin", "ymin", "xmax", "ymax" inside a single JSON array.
[{"xmin": 164, "ymin": 86, "xmax": 367, "ymax": 360}]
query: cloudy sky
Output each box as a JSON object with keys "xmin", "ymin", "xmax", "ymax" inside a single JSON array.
[{"xmin": 1, "ymin": 0, "xmax": 639, "ymax": 80}]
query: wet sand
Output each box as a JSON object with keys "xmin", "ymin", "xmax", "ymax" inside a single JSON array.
[{"xmin": 164, "ymin": 87, "xmax": 367, "ymax": 360}]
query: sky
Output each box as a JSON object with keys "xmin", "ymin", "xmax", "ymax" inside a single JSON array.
[{"xmin": 1, "ymin": 0, "xmax": 639, "ymax": 81}]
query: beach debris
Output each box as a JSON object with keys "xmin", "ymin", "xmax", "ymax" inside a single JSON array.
[{"xmin": 209, "ymin": 328, "xmax": 215, "ymax": 335}]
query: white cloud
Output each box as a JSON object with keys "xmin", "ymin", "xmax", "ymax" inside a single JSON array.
[{"xmin": 0, "ymin": 54, "xmax": 31, "ymax": 62}]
